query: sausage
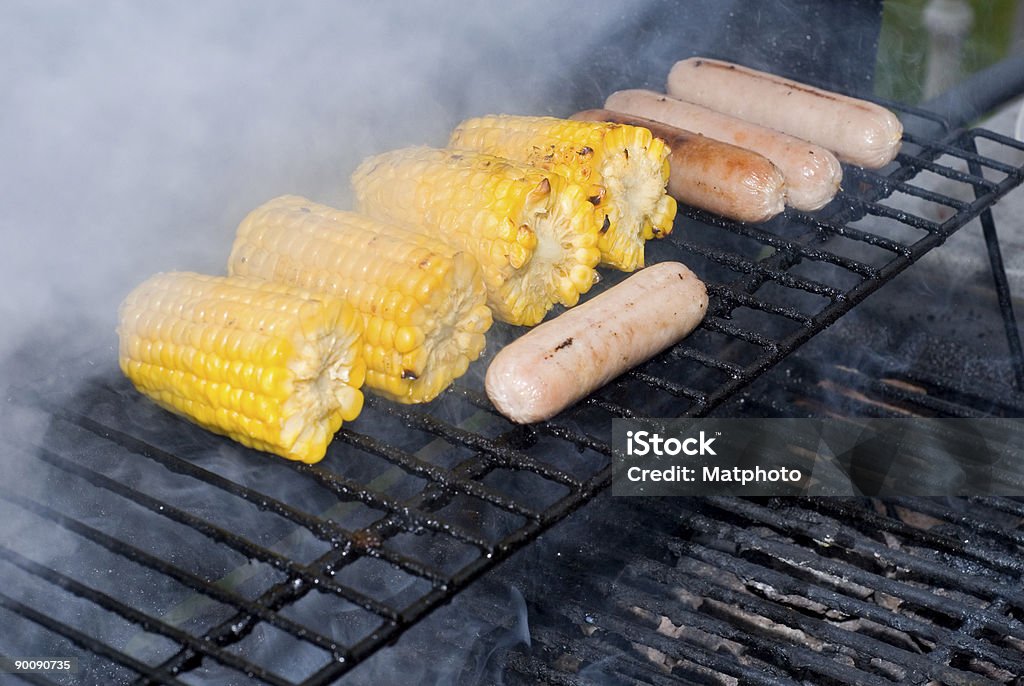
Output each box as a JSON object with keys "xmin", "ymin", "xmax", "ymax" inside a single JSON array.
[
  {"xmin": 604, "ymin": 89, "xmax": 842, "ymax": 212},
  {"xmin": 485, "ymin": 261, "xmax": 708, "ymax": 423},
  {"xmin": 572, "ymin": 108, "xmax": 786, "ymax": 223},
  {"xmin": 667, "ymin": 57, "xmax": 903, "ymax": 169}
]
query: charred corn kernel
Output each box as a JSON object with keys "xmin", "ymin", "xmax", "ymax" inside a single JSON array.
[
  {"xmin": 449, "ymin": 115, "xmax": 677, "ymax": 271},
  {"xmin": 351, "ymin": 146, "xmax": 602, "ymax": 326},
  {"xmin": 229, "ymin": 195, "xmax": 492, "ymax": 403},
  {"xmin": 117, "ymin": 272, "xmax": 365, "ymax": 464}
]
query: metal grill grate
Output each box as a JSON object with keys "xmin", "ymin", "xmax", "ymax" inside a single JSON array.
[
  {"xmin": 494, "ymin": 496, "xmax": 1024, "ymax": 685},
  {"xmin": 2, "ymin": 98, "xmax": 1024, "ymax": 684}
]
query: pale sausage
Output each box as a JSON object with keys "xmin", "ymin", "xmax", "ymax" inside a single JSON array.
[
  {"xmin": 572, "ymin": 108, "xmax": 786, "ymax": 223},
  {"xmin": 667, "ymin": 57, "xmax": 903, "ymax": 169},
  {"xmin": 485, "ymin": 262, "xmax": 708, "ymax": 423},
  {"xmin": 605, "ymin": 89, "xmax": 842, "ymax": 212}
]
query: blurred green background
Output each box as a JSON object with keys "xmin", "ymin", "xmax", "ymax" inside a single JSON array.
[{"xmin": 877, "ymin": 0, "xmax": 1020, "ymax": 102}]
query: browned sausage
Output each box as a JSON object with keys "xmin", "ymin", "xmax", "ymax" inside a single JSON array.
[
  {"xmin": 667, "ymin": 57, "xmax": 903, "ymax": 169},
  {"xmin": 572, "ymin": 108, "xmax": 786, "ymax": 223},
  {"xmin": 604, "ymin": 89, "xmax": 842, "ymax": 212},
  {"xmin": 485, "ymin": 261, "xmax": 708, "ymax": 424}
]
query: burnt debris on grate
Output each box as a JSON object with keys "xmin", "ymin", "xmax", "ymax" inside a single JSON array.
[
  {"xmin": 487, "ymin": 495, "xmax": 1024, "ymax": 685},
  {"xmin": 1, "ymin": 102, "xmax": 1024, "ymax": 684}
]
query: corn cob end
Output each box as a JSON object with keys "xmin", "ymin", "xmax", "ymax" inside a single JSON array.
[
  {"xmin": 593, "ymin": 123, "xmax": 676, "ymax": 270},
  {"xmin": 118, "ymin": 272, "xmax": 365, "ymax": 464}
]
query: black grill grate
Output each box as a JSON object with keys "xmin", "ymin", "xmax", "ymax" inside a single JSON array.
[
  {"xmin": 493, "ymin": 496, "xmax": 1024, "ymax": 685},
  {"xmin": 2, "ymin": 97, "xmax": 1024, "ymax": 684}
]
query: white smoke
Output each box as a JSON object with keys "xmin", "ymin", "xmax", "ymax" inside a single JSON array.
[{"xmin": 0, "ymin": 0, "xmax": 659, "ymax": 375}]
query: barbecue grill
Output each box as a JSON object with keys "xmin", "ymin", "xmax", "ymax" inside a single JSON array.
[{"xmin": 3, "ymin": 2, "xmax": 1024, "ymax": 685}]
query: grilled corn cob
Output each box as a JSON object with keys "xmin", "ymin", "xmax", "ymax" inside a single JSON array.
[
  {"xmin": 229, "ymin": 195, "xmax": 492, "ymax": 403},
  {"xmin": 449, "ymin": 115, "xmax": 676, "ymax": 271},
  {"xmin": 117, "ymin": 272, "xmax": 365, "ymax": 464},
  {"xmin": 351, "ymin": 146, "xmax": 602, "ymax": 326}
]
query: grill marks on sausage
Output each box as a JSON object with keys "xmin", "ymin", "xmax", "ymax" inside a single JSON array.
[
  {"xmin": 543, "ymin": 336, "xmax": 575, "ymax": 360},
  {"xmin": 690, "ymin": 58, "xmax": 878, "ymax": 113}
]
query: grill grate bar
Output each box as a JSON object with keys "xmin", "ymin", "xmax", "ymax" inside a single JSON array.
[
  {"xmin": 696, "ymin": 315, "xmax": 787, "ymax": 350},
  {"xmin": 23, "ymin": 442, "xmax": 402, "ymax": 622},
  {"xmin": 0, "ymin": 486, "xmax": 351, "ymax": 661},
  {"xmin": 366, "ymin": 397, "xmax": 586, "ymax": 490},
  {"xmin": 539, "ymin": 612, "xmax": 763, "ymax": 685},
  {"xmin": 705, "ymin": 283, "xmax": 815, "ymax": 325},
  {"xmin": 858, "ymin": 198, "xmax": 943, "ymax": 233},
  {"xmin": 54, "ymin": 404, "xmax": 450, "ymax": 601},
  {"xmin": 886, "ymin": 495, "xmax": 1024, "ymax": 550},
  {"xmin": 964, "ymin": 135, "xmax": 1024, "ymax": 389},
  {"xmin": 908, "ymin": 129, "xmax": 1024, "ymax": 176},
  {"xmin": 623, "ymin": 369, "xmax": 706, "ymax": 401},
  {"xmin": 796, "ymin": 497, "xmax": 1024, "ymax": 579},
  {"xmin": 54, "ymin": 394, "xmax": 367, "ymax": 540},
  {"xmin": 474, "ymin": 494, "xmax": 1024, "ymax": 685},
  {"xmin": 517, "ymin": 496, "xmax": 1024, "ymax": 685},
  {"xmin": 968, "ymin": 495, "xmax": 1024, "ymax": 519},
  {"xmin": 969, "ymin": 127, "xmax": 1024, "ymax": 156},
  {"xmin": 894, "ymin": 149, "xmax": 999, "ymax": 194},
  {"xmin": 0, "ymin": 591, "xmax": 186, "ymax": 686},
  {"xmin": 337, "ymin": 429, "xmax": 543, "ymax": 521},
  {"xmin": 926, "ymin": 597, "xmax": 1012, "ymax": 684},
  {"xmin": 666, "ymin": 236, "xmax": 846, "ymax": 300},
  {"xmin": 662, "ymin": 336, "xmax": 748, "ymax": 375},
  {"xmin": 602, "ymin": 499, "xmax": 1022, "ymax": 685},
  {"xmin": 563, "ymin": 597, "xmax": 833, "ymax": 685},
  {"xmin": 628, "ymin": 552, "xmax": 1003, "ymax": 686},
  {"xmin": 656, "ymin": 537, "xmax": 1024, "ymax": 677},
  {"xmin": 0, "ymin": 547, "xmax": 294, "ymax": 686},
  {"xmin": 535, "ymin": 420, "xmax": 613, "ymax": 457},
  {"xmin": 694, "ymin": 209, "xmax": 881, "ymax": 277},
  {"xmin": 845, "ymin": 166, "xmax": 971, "ymax": 211},
  {"xmin": 702, "ymin": 498, "xmax": 1024, "ymax": 621},
  {"xmin": 285, "ymin": 461, "xmax": 491, "ymax": 560},
  {"xmin": 798, "ymin": 215, "xmax": 914, "ymax": 257}
]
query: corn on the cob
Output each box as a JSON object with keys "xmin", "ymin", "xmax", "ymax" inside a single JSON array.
[
  {"xmin": 351, "ymin": 146, "xmax": 602, "ymax": 326},
  {"xmin": 448, "ymin": 115, "xmax": 676, "ymax": 271},
  {"xmin": 229, "ymin": 195, "xmax": 492, "ymax": 403},
  {"xmin": 117, "ymin": 272, "xmax": 365, "ymax": 464}
]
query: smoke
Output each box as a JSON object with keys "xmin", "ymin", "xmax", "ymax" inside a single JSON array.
[{"xmin": 0, "ymin": 0, "xmax": 665, "ymax": 379}]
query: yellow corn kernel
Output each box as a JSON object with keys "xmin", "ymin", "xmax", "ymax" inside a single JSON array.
[
  {"xmin": 449, "ymin": 115, "xmax": 677, "ymax": 271},
  {"xmin": 117, "ymin": 272, "xmax": 365, "ymax": 464},
  {"xmin": 229, "ymin": 195, "xmax": 492, "ymax": 403},
  {"xmin": 351, "ymin": 146, "xmax": 602, "ymax": 326}
]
